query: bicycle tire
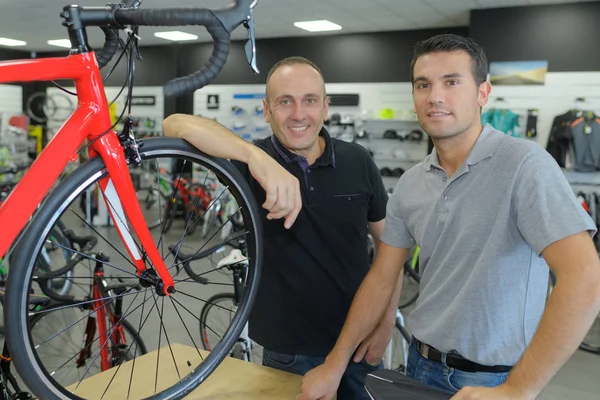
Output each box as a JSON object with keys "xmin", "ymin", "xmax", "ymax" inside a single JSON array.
[
  {"xmin": 37, "ymin": 225, "xmax": 74, "ymax": 298},
  {"xmin": 5, "ymin": 137, "xmax": 263, "ymax": 400},
  {"xmin": 199, "ymin": 293, "xmax": 236, "ymax": 351}
]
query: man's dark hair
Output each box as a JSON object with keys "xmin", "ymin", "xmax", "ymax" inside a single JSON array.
[
  {"xmin": 265, "ymin": 56, "xmax": 326, "ymax": 100},
  {"xmin": 410, "ymin": 34, "xmax": 488, "ymax": 86}
]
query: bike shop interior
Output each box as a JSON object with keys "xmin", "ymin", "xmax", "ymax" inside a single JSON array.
[{"xmin": 0, "ymin": 1, "xmax": 598, "ymax": 399}]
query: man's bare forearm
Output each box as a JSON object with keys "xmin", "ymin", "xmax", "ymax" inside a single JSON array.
[
  {"xmin": 326, "ymin": 244, "xmax": 409, "ymax": 371},
  {"xmin": 504, "ymin": 272, "xmax": 600, "ymax": 398},
  {"xmin": 383, "ymin": 270, "xmax": 403, "ymax": 323},
  {"xmin": 162, "ymin": 114, "xmax": 258, "ymax": 163}
]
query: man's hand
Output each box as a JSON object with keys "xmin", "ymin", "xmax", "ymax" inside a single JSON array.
[
  {"xmin": 247, "ymin": 147, "xmax": 302, "ymax": 229},
  {"xmin": 451, "ymin": 384, "xmax": 535, "ymax": 400},
  {"xmin": 295, "ymin": 362, "xmax": 344, "ymax": 400},
  {"xmin": 352, "ymin": 318, "xmax": 394, "ymax": 366}
]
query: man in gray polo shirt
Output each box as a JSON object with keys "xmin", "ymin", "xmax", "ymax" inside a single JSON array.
[{"xmin": 297, "ymin": 34, "xmax": 600, "ymax": 400}]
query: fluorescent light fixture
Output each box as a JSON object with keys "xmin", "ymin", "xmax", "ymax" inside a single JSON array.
[
  {"xmin": 0, "ymin": 37, "xmax": 26, "ymax": 47},
  {"xmin": 293, "ymin": 20, "xmax": 342, "ymax": 32},
  {"xmin": 153, "ymin": 31, "xmax": 198, "ymax": 41},
  {"xmin": 47, "ymin": 39, "xmax": 72, "ymax": 48}
]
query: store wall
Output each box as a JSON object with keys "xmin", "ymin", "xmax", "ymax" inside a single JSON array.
[
  {"xmin": 179, "ymin": 27, "xmax": 469, "ymax": 85},
  {"xmin": 192, "ymin": 72, "xmax": 600, "ymax": 162},
  {"xmin": 470, "ymin": 1, "xmax": 600, "ymax": 72}
]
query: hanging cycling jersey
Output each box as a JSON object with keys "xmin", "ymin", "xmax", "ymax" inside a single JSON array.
[
  {"xmin": 569, "ymin": 112, "xmax": 600, "ymax": 172},
  {"xmin": 481, "ymin": 109, "xmax": 520, "ymax": 137},
  {"xmin": 525, "ymin": 109, "xmax": 538, "ymax": 138}
]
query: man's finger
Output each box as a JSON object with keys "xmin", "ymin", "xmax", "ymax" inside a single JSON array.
[
  {"xmin": 262, "ymin": 188, "xmax": 277, "ymax": 214},
  {"xmin": 284, "ymin": 183, "xmax": 302, "ymax": 229},
  {"xmin": 353, "ymin": 343, "xmax": 368, "ymax": 363},
  {"xmin": 276, "ymin": 183, "xmax": 288, "ymax": 215}
]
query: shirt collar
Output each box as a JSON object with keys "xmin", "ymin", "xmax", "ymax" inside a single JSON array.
[
  {"xmin": 422, "ymin": 124, "xmax": 502, "ymax": 171},
  {"xmin": 270, "ymin": 127, "xmax": 336, "ymax": 168}
]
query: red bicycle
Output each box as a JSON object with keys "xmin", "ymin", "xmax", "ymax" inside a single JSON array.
[{"xmin": 0, "ymin": 1, "xmax": 263, "ymax": 399}]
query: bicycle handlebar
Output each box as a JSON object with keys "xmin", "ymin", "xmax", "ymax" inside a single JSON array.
[{"xmin": 62, "ymin": 0, "xmax": 259, "ymax": 97}]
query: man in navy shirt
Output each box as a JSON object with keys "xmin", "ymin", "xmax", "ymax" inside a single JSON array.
[{"xmin": 164, "ymin": 56, "xmax": 396, "ymax": 399}]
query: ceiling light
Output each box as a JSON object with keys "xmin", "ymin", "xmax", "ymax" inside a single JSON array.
[
  {"xmin": 293, "ymin": 20, "xmax": 342, "ymax": 32},
  {"xmin": 47, "ymin": 39, "xmax": 72, "ymax": 48},
  {"xmin": 0, "ymin": 37, "xmax": 27, "ymax": 47},
  {"xmin": 153, "ymin": 31, "xmax": 198, "ymax": 41}
]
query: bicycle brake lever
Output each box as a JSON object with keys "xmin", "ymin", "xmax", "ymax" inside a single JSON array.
[{"xmin": 243, "ymin": 3, "xmax": 259, "ymax": 74}]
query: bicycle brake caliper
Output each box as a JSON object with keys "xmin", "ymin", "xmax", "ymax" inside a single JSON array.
[{"xmin": 118, "ymin": 116, "xmax": 143, "ymax": 167}]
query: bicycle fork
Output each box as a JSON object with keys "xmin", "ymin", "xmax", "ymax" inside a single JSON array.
[{"xmin": 92, "ymin": 131, "xmax": 174, "ymax": 295}]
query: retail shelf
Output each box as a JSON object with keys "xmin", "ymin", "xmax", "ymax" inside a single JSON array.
[{"xmin": 563, "ymin": 169, "xmax": 600, "ymax": 186}]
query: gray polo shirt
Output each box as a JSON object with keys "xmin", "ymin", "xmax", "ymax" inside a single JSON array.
[{"xmin": 381, "ymin": 124, "xmax": 597, "ymax": 366}]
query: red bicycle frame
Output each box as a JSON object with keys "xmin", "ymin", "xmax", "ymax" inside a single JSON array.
[{"xmin": 0, "ymin": 52, "xmax": 174, "ymax": 292}]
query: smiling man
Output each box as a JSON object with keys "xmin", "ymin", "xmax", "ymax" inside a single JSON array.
[
  {"xmin": 163, "ymin": 56, "xmax": 392, "ymax": 399},
  {"xmin": 297, "ymin": 34, "xmax": 600, "ymax": 400}
]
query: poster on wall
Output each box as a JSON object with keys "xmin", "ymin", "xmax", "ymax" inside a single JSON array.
[
  {"xmin": 207, "ymin": 94, "xmax": 219, "ymax": 110},
  {"xmin": 489, "ymin": 60, "xmax": 548, "ymax": 85}
]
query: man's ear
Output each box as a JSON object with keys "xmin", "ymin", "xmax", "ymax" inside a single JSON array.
[
  {"xmin": 478, "ymin": 81, "xmax": 492, "ymax": 108},
  {"xmin": 262, "ymin": 98, "xmax": 271, "ymax": 123}
]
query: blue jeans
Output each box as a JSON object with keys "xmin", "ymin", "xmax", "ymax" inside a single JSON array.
[
  {"xmin": 262, "ymin": 348, "xmax": 383, "ymax": 400},
  {"xmin": 406, "ymin": 341, "xmax": 509, "ymax": 394}
]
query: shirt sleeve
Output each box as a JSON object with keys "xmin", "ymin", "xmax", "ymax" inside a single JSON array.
[
  {"xmin": 366, "ymin": 155, "xmax": 389, "ymax": 222},
  {"xmin": 513, "ymin": 148, "xmax": 597, "ymax": 256},
  {"xmin": 380, "ymin": 177, "xmax": 416, "ymax": 249}
]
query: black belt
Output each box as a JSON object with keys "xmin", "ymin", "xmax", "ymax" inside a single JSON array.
[{"xmin": 413, "ymin": 337, "xmax": 512, "ymax": 373}]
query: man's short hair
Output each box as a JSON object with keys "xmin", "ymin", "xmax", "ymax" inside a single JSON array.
[
  {"xmin": 265, "ymin": 56, "xmax": 326, "ymax": 99},
  {"xmin": 410, "ymin": 33, "xmax": 489, "ymax": 86}
]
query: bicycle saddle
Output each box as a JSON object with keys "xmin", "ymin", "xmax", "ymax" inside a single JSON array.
[
  {"xmin": 217, "ymin": 249, "xmax": 248, "ymax": 268},
  {"xmin": 364, "ymin": 370, "xmax": 453, "ymax": 400}
]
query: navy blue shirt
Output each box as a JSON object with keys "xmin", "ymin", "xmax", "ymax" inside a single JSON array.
[{"xmin": 232, "ymin": 128, "xmax": 388, "ymax": 356}]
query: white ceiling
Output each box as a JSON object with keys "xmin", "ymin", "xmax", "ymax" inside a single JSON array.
[{"xmin": 0, "ymin": 0, "xmax": 594, "ymax": 52}]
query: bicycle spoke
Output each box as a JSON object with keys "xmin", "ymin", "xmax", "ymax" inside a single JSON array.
[
  {"xmin": 71, "ymin": 290, "xmax": 144, "ymax": 394},
  {"xmin": 127, "ymin": 288, "xmax": 150, "ymax": 400},
  {"xmin": 150, "ymin": 292, "xmax": 181, "ymax": 391},
  {"xmin": 175, "ymin": 290, "xmax": 236, "ymax": 313},
  {"xmin": 101, "ymin": 288, "xmax": 149, "ymax": 400},
  {"xmin": 33, "ymin": 240, "xmax": 154, "ymax": 286},
  {"xmin": 171, "ymin": 296, "xmax": 224, "ymax": 341},
  {"xmin": 44, "ymin": 290, "xmax": 149, "ymax": 384},
  {"xmin": 166, "ymin": 181, "xmax": 229, "ymax": 269},
  {"xmin": 156, "ymin": 160, "xmax": 189, "ymax": 254},
  {"xmin": 173, "ymin": 255, "xmax": 252, "ymax": 284},
  {"xmin": 71, "ymin": 210, "xmax": 136, "ymax": 269},
  {"xmin": 94, "ymin": 182, "xmax": 146, "ymax": 264},
  {"xmin": 169, "ymin": 296, "xmax": 204, "ymax": 361},
  {"xmin": 170, "ymin": 209, "xmax": 241, "ymax": 276},
  {"xmin": 30, "ymin": 288, "xmax": 138, "ymax": 319},
  {"xmin": 170, "ymin": 229, "xmax": 247, "ymax": 275}
]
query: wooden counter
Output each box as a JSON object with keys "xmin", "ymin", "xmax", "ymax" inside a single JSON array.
[{"xmin": 67, "ymin": 343, "xmax": 302, "ymax": 399}]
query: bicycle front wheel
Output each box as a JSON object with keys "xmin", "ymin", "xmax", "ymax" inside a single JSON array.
[{"xmin": 5, "ymin": 138, "xmax": 263, "ymax": 400}]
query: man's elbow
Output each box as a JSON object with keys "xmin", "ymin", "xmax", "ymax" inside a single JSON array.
[
  {"xmin": 162, "ymin": 114, "xmax": 188, "ymax": 138},
  {"xmin": 590, "ymin": 261, "xmax": 600, "ymax": 308}
]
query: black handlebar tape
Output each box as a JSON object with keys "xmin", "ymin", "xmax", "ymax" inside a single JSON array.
[
  {"xmin": 113, "ymin": 8, "xmax": 231, "ymax": 97},
  {"xmin": 96, "ymin": 26, "xmax": 120, "ymax": 70}
]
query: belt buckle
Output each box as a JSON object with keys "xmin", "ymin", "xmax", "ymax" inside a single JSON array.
[{"xmin": 421, "ymin": 343, "xmax": 430, "ymax": 359}]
